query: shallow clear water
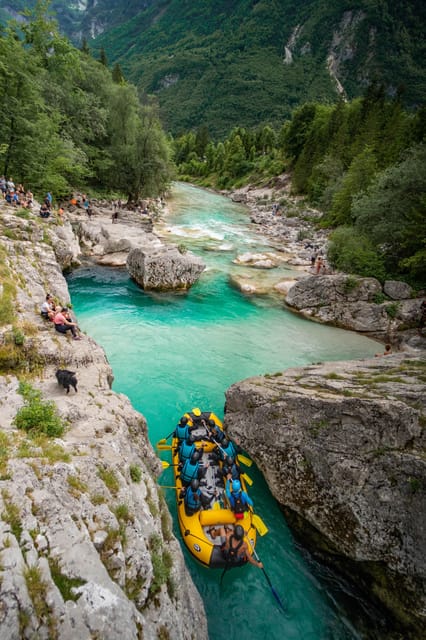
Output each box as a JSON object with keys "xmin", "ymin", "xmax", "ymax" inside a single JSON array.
[{"xmin": 68, "ymin": 183, "xmax": 381, "ymax": 640}]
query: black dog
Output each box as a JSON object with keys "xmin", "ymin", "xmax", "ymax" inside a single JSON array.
[{"xmin": 55, "ymin": 369, "xmax": 78, "ymax": 394}]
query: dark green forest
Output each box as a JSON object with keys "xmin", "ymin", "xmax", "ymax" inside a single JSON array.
[
  {"xmin": 0, "ymin": 1, "xmax": 174, "ymax": 202},
  {"xmin": 75, "ymin": 0, "xmax": 426, "ymax": 137},
  {"xmin": 2, "ymin": 1, "xmax": 424, "ymax": 137}
]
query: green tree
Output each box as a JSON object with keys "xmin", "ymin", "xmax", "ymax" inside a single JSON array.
[
  {"xmin": 352, "ymin": 143, "xmax": 426, "ymax": 285},
  {"xmin": 112, "ymin": 63, "xmax": 125, "ymax": 84},
  {"xmin": 104, "ymin": 85, "xmax": 173, "ymax": 201},
  {"xmin": 224, "ymin": 134, "xmax": 247, "ymax": 178},
  {"xmin": 80, "ymin": 36, "xmax": 90, "ymax": 55},
  {"xmin": 327, "ymin": 146, "xmax": 378, "ymax": 226},
  {"xmin": 327, "ymin": 226, "xmax": 385, "ymax": 280},
  {"xmin": 99, "ymin": 47, "xmax": 108, "ymax": 67}
]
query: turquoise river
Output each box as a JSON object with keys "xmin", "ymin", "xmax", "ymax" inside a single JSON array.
[{"xmin": 68, "ymin": 183, "xmax": 384, "ymax": 640}]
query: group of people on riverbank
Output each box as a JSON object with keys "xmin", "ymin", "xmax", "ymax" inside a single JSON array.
[
  {"xmin": 0, "ymin": 176, "xmax": 34, "ymax": 209},
  {"xmin": 40, "ymin": 293, "xmax": 81, "ymax": 340}
]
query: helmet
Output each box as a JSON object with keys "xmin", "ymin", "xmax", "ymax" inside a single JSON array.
[
  {"xmin": 190, "ymin": 479, "xmax": 200, "ymax": 491},
  {"xmin": 191, "ymin": 450, "xmax": 201, "ymax": 463},
  {"xmin": 179, "ymin": 416, "xmax": 189, "ymax": 425},
  {"xmin": 222, "ymin": 439, "xmax": 229, "ymax": 448},
  {"xmin": 208, "ymin": 419, "xmax": 215, "ymax": 427},
  {"xmin": 234, "ymin": 525, "xmax": 244, "ymax": 540},
  {"xmin": 187, "ymin": 434, "xmax": 196, "ymax": 444},
  {"xmin": 226, "ymin": 456, "xmax": 234, "ymax": 466},
  {"xmin": 232, "ymin": 479, "xmax": 241, "ymax": 493},
  {"xmin": 192, "ymin": 407, "xmax": 201, "ymax": 417}
]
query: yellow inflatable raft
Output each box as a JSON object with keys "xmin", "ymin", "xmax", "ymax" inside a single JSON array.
[{"xmin": 172, "ymin": 410, "xmax": 257, "ymax": 568}]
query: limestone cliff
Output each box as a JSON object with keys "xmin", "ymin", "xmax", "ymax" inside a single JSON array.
[
  {"xmin": 0, "ymin": 203, "xmax": 207, "ymax": 639},
  {"xmin": 223, "ymin": 354, "xmax": 426, "ymax": 638}
]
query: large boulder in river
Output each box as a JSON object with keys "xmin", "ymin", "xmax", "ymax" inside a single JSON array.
[
  {"xmin": 224, "ymin": 354, "xmax": 426, "ymax": 638},
  {"xmin": 285, "ymin": 274, "xmax": 421, "ymax": 337},
  {"xmin": 126, "ymin": 246, "xmax": 205, "ymax": 291}
]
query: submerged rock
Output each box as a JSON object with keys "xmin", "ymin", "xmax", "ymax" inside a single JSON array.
[{"xmin": 224, "ymin": 354, "xmax": 426, "ymax": 638}]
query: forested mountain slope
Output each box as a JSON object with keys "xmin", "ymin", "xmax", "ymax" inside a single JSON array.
[{"xmin": 1, "ymin": 0, "xmax": 425, "ymax": 136}]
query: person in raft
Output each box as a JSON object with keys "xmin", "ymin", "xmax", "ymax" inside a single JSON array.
[
  {"xmin": 206, "ymin": 418, "xmax": 226, "ymax": 444},
  {"xmin": 217, "ymin": 524, "xmax": 263, "ymax": 568},
  {"xmin": 179, "ymin": 479, "xmax": 214, "ymax": 516},
  {"xmin": 225, "ymin": 478, "xmax": 253, "ymax": 519},
  {"xmin": 179, "ymin": 449, "xmax": 209, "ymax": 486},
  {"xmin": 53, "ymin": 307, "xmax": 81, "ymax": 340}
]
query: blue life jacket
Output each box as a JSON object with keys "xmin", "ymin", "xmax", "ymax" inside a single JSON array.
[
  {"xmin": 179, "ymin": 440, "xmax": 195, "ymax": 463},
  {"xmin": 184, "ymin": 488, "xmax": 201, "ymax": 513},
  {"xmin": 220, "ymin": 440, "xmax": 237, "ymax": 461},
  {"xmin": 180, "ymin": 459, "xmax": 199, "ymax": 485},
  {"xmin": 230, "ymin": 491, "xmax": 246, "ymax": 514},
  {"xmin": 175, "ymin": 423, "xmax": 189, "ymax": 442}
]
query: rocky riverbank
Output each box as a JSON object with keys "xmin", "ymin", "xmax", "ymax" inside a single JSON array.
[
  {"xmin": 223, "ymin": 354, "xmax": 426, "ymax": 639},
  {"xmin": 227, "ymin": 179, "xmax": 425, "ymax": 349},
  {"xmin": 0, "ymin": 200, "xmax": 207, "ymax": 639}
]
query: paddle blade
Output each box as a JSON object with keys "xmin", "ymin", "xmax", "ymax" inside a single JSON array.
[
  {"xmin": 157, "ymin": 443, "xmax": 173, "ymax": 450},
  {"xmin": 161, "ymin": 460, "xmax": 170, "ymax": 469},
  {"xmin": 252, "ymin": 514, "xmax": 268, "ymax": 536},
  {"xmin": 242, "ymin": 472, "xmax": 253, "ymax": 486},
  {"xmin": 157, "ymin": 438, "xmax": 167, "ymax": 446},
  {"xmin": 237, "ymin": 453, "xmax": 252, "ymax": 467}
]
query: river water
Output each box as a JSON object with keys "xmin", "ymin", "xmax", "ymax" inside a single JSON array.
[{"xmin": 67, "ymin": 183, "xmax": 382, "ymax": 640}]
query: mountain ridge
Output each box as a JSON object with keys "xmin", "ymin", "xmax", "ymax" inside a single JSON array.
[{"xmin": 1, "ymin": 1, "xmax": 425, "ymax": 136}]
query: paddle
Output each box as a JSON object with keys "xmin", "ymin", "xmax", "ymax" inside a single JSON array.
[
  {"xmin": 161, "ymin": 460, "xmax": 180, "ymax": 469},
  {"xmin": 237, "ymin": 453, "xmax": 252, "ymax": 467},
  {"xmin": 249, "ymin": 540, "xmax": 286, "ymax": 613},
  {"xmin": 252, "ymin": 513, "xmax": 268, "ymax": 536},
  {"xmin": 158, "ymin": 485, "xmax": 179, "ymax": 489},
  {"xmin": 241, "ymin": 472, "xmax": 253, "ymax": 486},
  {"xmin": 156, "ymin": 429, "xmax": 176, "ymax": 447},
  {"xmin": 157, "ymin": 443, "xmax": 173, "ymax": 451}
]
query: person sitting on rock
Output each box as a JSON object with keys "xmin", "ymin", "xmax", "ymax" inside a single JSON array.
[
  {"xmin": 40, "ymin": 293, "xmax": 56, "ymax": 321},
  {"xmin": 39, "ymin": 203, "xmax": 50, "ymax": 218},
  {"xmin": 375, "ymin": 344, "xmax": 392, "ymax": 357},
  {"xmin": 225, "ymin": 478, "xmax": 253, "ymax": 519},
  {"xmin": 53, "ymin": 307, "xmax": 81, "ymax": 340}
]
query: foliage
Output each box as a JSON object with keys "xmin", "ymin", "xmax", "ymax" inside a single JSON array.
[
  {"xmin": 77, "ymin": 0, "xmax": 426, "ymax": 137},
  {"xmin": 0, "ymin": 2, "xmax": 174, "ymax": 201},
  {"xmin": 97, "ymin": 465, "xmax": 120, "ymax": 495},
  {"xmin": 13, "ymin": 381, "xmax": 65, "ymax": 437},
  {"xmin": 48, "ymin": 556, "xmax": 86, "ymax": 602},
  {"xmin": 327, "ymin": 227, "xmax": 386, "ymax": 281},
  {"xmin": 129, "ymin": 464, "xmax": 142, "ymax": 483},
  {"xmin": 352, "ymin": 144, "xmax": 426, "ymax": 284}
]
